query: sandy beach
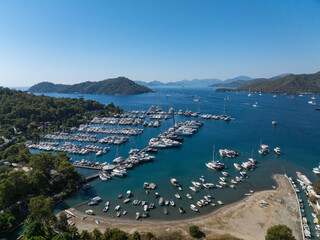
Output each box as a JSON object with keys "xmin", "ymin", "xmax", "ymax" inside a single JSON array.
[{"xmin": 61, "ymin": 174, "xmax": 302, "ymax": 239}]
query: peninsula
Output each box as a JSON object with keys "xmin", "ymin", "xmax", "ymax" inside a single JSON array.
[
  {"xmin": 215, "ymin": 71, "xmax": 320, "ymax": 94},
  {"xmin": 28, "ymin": 77, "xmax": 153, "ymax": 95}
]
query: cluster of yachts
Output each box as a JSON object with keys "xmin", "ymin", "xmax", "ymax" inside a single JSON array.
[
  {"xmin": 25, "ymin": 141, "xmax": 110, "ymax": 156},
  {"xmin": 91, "ymin": 116, "xmax": 164, "ymax": 127},
  {"xmin": 288, "ymin": 176, "xmax": 316, "ymax": 239},
  {"xmin": 200, "ymin": 114, "xmax": 234, "ymax": 121},
  {"xmin": 78, "ymin": 125, "xmax": 144, "ymax": 136},
  {"xmin": 98, "ymin": 136, "xmax": 129, "ymax": 145},
  {"xmin": 44, "ymin": 132, "xmax": 98, "ymax": 142},
  {"xmin": 258, "ymin": 143, "xmax": 281, "ymax": 155}
]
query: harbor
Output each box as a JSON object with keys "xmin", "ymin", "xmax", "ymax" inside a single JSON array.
[{"xmin": 34, "ymin": 89, "xmax": 320, "ymax": 231}]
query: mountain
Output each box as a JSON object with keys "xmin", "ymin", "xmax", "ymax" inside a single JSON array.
[
  {"xmin": 211, "ymin": 74, "xmax": 291, "ymax": 88},
  {"xmin": 28, "ymin": 77, "xmax": 153, "ymax": 95},
  {"xmin": 136, "ymin": 78, "xmax": 223, "ymax": 87},
  {"xmin": 236, "ymin": 71, "xmax": 320, "ymax": 93}
]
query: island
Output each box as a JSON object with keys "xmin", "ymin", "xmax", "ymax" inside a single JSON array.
[{"xmin": 28, "ymin": 77, "xmax": 153, "ymax": 95}]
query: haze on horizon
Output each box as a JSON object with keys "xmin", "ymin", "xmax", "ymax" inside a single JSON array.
[{"xmin": 0, "ymin": 0, "xmax": 320, "ymax": 87}]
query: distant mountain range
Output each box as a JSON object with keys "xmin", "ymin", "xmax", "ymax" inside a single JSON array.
[
  {"xmin": 135, "ymin": 76, "xmax": 253, "ymax": 87},
  {"xmin": 28, "ymin": 77, "xmax": 153, "ymax": 95},
  {"xmin": 216, "ymin": 71, "xmax": 320, "ymax": 93}
]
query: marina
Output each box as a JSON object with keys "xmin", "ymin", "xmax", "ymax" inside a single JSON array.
[{"xmin": 31, "ymin": 89, "xmax": 319, "ymax": 227}]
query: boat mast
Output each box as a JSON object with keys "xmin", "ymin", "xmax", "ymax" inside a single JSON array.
[
  {"xmin": 212, "ymin": 145, "xmax": 215, "ymax": 162},
  {"xmin": 172, "ymin": 110, "xmax": 175, "ymax": 131},
  {"xmin": 223, "ymin": 98, "xmax": 226, "ymax": 115}
]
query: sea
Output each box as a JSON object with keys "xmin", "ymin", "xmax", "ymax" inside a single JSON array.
[{"xmin": 7, "ymin": 87, "xmax": 320, "ymax": 239}]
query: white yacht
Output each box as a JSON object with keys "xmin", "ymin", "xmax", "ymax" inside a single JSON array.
[
  {"xmin": 274, "ymin": 147, "xmax": 281, "ymax": 155},
  {"xmin": 234, "ymin": 163, "xmax": 241, "ymax": 171}
]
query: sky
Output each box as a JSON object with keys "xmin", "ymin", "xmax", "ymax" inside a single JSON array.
[{"xmin": 0, "ymin": 0, "xmax": 320, "ymax": 87}]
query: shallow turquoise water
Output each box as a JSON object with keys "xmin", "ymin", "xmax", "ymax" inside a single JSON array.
[{"xmin": 8, "ymin": 87, "xmax": 317, "ymax": 238}]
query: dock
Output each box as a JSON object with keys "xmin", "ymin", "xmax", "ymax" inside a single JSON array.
[
  {"xmin": 85, "ymin": 174, "xmax": 100, "ymax": 181},
  {"xmin": 73, "ymin": 164, "xmax": 102, "ymax": 170}
]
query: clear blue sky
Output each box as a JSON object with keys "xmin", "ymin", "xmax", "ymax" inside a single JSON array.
[{"xmin": 1, "ymin": 0, "xmax": 320, "ymax": 86}]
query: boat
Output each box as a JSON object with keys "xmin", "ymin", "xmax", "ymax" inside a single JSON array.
[
  {"xmin": 159, "ymin": 197, "xmax": 164, "ymax": 206},
  {"xmin": 123, "ymin": 211, "xmax": 127, "ymax": 215},
  {"xmin": 190, "ymin": 204, "xmax": 199, "ymax": 212},
  {"xmin": 144, "ymin": 204, "xmax": 148, "ymax": 211},
  {"xmin": 126, "ymin": 190, "xmax": 131, "ymax": 197},
  {"xmin": 186, "ymin": 193, "xmax": 192, "ymax": 199},
  {"xmin": 116, "ymin": 211, "xmax": 121, "ymax": 217},
  {"xmin": 234, "ymin": 163, "xmax": 241, "ymax": 171},
  {"xmin": 170, "ymin": 178, "xmax": 179, "ymax": 186},
  {"xmin": 105, "ymin": 201, "xmax": 110, "ymax": 206},
  {"xmin": 118, "ymin": 194, "xmax": 122, "ymax": 199},
  {"xmin": 274, "ymin": 147, "xmax": 281, "ymax": 155},
  {"xmin": 219, "ymin": 177, "xmax": 226, "ymax": 182},
  {"xmin": 149, "ymin": 203, "xmax": 154, "ymax": 209},
  {"xmin": 165, "ymin": 200, "xmax": 169, "ymax": 206},
  {"xmin": 123, "ymin": 198, "xmax": 131, "ymax": 204},
  {"xmin": 272, "ymin": 121, "xmax": 277, "ymax": 125},
  {"xmin": 191, "ymin": 181, "xmax": 202, "ymax": 188},
  {"xmin": 179, "ymin": 207, "xmax": 185, "ymax": 213},
  {"xmin": 189, "ymin": 186, "xmax": 198, "ymax": 192},
  {"xmin": 175, "ymin": 193, "xmax": 181, "ymax": 199},
  {"xmin": 136, "ymin": 212, "xmax": 140, "ymax": 220},
  {"xmin": 103, "ymin": 206, "xmax": 109, "ymax": 212},
  {"xmin": 164, "ymin": 207, "xmax": 168, "ymax": 215},
  {"xmin": 258, "ymin": 142, "xmax": 269, "ymax": 155},
  {"xmin": 99, "ymin": 173, "xmax": 108, "ymax": 181},
  {"xmin": 222, "ymin": 171, "xmax": 228, "ymax": 176},
  {"xmin": 170, "ymin": 200, "xmax": 175, "ymax": 206},
  {"xmin": 96, "ymin": 150, "xmax": 103, "ymax": 156},
  {"xmin": 114, "ymin": 205, "xmax": 121, "ymax": 211},
  {"xmin": 85, "ymin": 209, "xmax": 94, "ymax": 215},
  {"xmin": 217, "ymin": 200, "xmax": 223, "ymax": 205}
]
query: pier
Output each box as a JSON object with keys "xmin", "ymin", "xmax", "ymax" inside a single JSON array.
[
  {"xmin": 73, "ymin": 164, "xmax": 102, "ymax": 170},
  {"xmin": 85, "ymin": 174, "xmax": 100, "ymax": 181}
]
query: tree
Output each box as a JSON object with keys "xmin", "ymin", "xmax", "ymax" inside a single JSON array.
[
  {"xmin": 92, "ymin": 228, "xmax": 102, "ymax": 240},
  {"xmin": 69, "ymin": 226, "xmax": 79, "ymax": 239},
  {"xmin": 189, "ymin": 225, "xmax": 204, "ymax": 238},
  {"xmin": 310, "ymin": 195, "xmax": 317, "ymax": 204},
  {"xmin": 103, "ymin": 228, "xmax": 112, "ymax": 240},
  {"xmin": 28, "ymin": 195, "xmax": 56, "ymax": 226},
  {"xmin": 23, "ymin": 220, "xmax": 45, "ymax": 239},
  {"xmin": 146, "ymin": 232, "xmax": 155, "ymax": 240},
  {"xmin": 110, "ymin": 228, "xmax": 128, "ymax": 240},
  {"xmin": 52, "ymin": 232, "xmax": 72, "ymax": 240},
  {"xmin": 80, "ymin": 230, "xmax": 90, "ymax": 240},
  {"xmin": 57, "ymin": 212, "xmax": 68, "ymax": 232},
  {"xmin": 265, "ymin": 225, "xmax": 296, "ymax": 240},
  {"xmin": 314, "ymin": 180, "xmax": 320, "ymax": 195},
  {"xmin": 0, "ymin": 211, "xmax": 16, "ymax": 234},
  {"xmin": 131, "ymin": 231, "xmax": 141, "ymax": 240}
]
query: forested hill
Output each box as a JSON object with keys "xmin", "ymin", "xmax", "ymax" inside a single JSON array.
[
  {"xmin": 28, "ymin": 77, "xmax": 153, "ymax": 95},
  {"xmin": 216, "ymin": 71, "xmax": 320, "ymax": 93},
  {"xmin": 237, "ymin": 71, "xmax": 320, "ymax": 93},
  {"xmin": 0, "ymin": 87, "xmax": 122, "ymax": 139}
]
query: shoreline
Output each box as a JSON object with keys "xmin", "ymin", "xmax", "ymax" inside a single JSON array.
[{"xmin": 59, "ymin": 174, "xmax": 303, "ymax": 239}]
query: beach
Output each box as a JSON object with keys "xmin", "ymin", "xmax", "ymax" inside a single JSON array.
[{"xmin": 60, "ymin": 174, "xmax": 302, "ymax": 239}]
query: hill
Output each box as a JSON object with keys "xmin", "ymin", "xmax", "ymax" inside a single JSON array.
[
  {"xmin": 210, "ymin": 74, "xmax": 289, "ymax": 88},
  {"xmin": 29, "ymin": 77, "xmax": 153, "ymax": 95},
  {"xmin": 219, "ymin": 71, "xmax": 320, "ymax": 93}
]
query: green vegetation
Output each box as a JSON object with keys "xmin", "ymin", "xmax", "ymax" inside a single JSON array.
[
  {"xmin": 314, "ymin": 180, "xmax": 320, "ymax": 195},
  {"xmin": 310, "ymin": 195, "xmax": 317, "ymax": 204},
  {"xmin": 228, "ymin": 71, "xmax": 320, "ymax": 94},
  {"xmin": 265, "ymin": 225, "xmax": 296, "ymax": 240},
  {"xmin": 189, "ymin": 225, "xmax": 205, "ymax": 238},
  {"xmin": 0, "ymin": 87, "xmax": 122, "ymax": 141},
  {"xmin": 0, "ymin": 145, "xmax": 81, "ymax": 235},
  {"xmin": 28, "ymin": 77, "xmax": 153, "ymax": 95}
]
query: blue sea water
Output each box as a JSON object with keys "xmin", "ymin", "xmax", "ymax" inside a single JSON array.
[{"xmin": 9, "ymin": 87, "xmax": 319, "ymax": 238}]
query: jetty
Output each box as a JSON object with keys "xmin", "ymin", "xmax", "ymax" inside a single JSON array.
[{"xmin": 85, "ymin": 174, "xmax": 100, "ymax": 181}]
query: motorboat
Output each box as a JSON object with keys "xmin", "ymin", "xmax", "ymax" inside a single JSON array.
[
  {"xmin": 274, "ymin": 147, "xmax": 281, "ymax": 155},
  {"xmin": 190, "ymin": 204, "xmax": 199, "ymax": 212}
]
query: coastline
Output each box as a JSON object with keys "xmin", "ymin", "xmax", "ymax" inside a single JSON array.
[{"xmin": 59, "ymin": 174, "xmax": 303, "ymax": 239}]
